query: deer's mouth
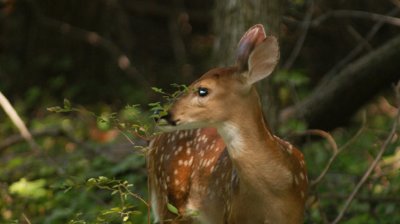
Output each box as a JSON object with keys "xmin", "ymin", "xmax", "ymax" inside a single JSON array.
[{"xmin": 157, "ymin": 116, "xmax": 211, "ymax": 132}]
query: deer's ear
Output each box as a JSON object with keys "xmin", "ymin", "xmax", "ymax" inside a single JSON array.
[
  {"xmin": 247, "ymin": 35, "xmax": 279, "ymax": 85},
  {"xmin": 236, "ymin": 24, "xmax": 266, "ymax": 71}
]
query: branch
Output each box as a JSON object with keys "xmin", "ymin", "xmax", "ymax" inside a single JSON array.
[
  {"xmin": 282, "ymin": 0, "xmax": 314, "ymax": 70},
  {"xmin": 0, "ymin": 127, "xmax": 67, "ymax": 151},
  {"xmin": 281, "ymin": 34, "xmax": 400, "ymax": 130},
  {"xmin": 283, "ymin": 9, "xmax": 400, "ymax": 28},
  {"xmin": 0, "ymin": 91, "xmax": 39, "ymax": 151},
  {"xmin": 39, "ymin": 18, "xmax": 149, "ymax": 89},
  {"xmin": 314, "ymin": 10, "xmax": 400, "ymax": 27},
  {"xmin": 295, "ymin": 129, "xmax": 339, "ymax": 188},
  {"xmin": 321, "ymin": 8, "xmax": 400, "ymax": 84},
  {"xmin": 331, "ymin": 82, "xmax": 400, "ymax": 224},
  {"xmin": 308, "ymin": 113, "xmax": 366, "ymax": 188},
  {"xmin": 120, "ymin": 0, "xmax": 212, "ymax": 23},
  {"xmin": 321, "ymin": 193, "xmax": 400, "ymax": 204},
  {"xmin": 300, "ymin": 130, "xmax": 339, "ymax": 187},
  {"xmin": 23, "ymin": 0, "xmax": 150, "ymax": 89}
]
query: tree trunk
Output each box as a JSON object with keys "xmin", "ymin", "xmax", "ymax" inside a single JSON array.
[{"xmin": 213, "ymin": 0, "xmax": 282, "ymax": 130}]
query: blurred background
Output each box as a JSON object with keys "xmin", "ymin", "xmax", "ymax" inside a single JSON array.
[{"xmin": 1, "ymin": 0, "xmax": 400, "ymax": 223}]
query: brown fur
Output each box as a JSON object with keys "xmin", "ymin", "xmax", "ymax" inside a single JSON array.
[{"xmin": 147, "ymin": 24, "xmax": 307, "ymax": 223}]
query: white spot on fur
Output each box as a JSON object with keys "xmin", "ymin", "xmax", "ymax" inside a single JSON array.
[
  {"xmin": 300, "ymin": 172, "xmax": 305, "ymax": 180},
  {"xmin": 163, "ymin": 182, "xmax": 168, "ymax": 190},
  {"xmin": 294, "ymin": 175, "xmax": 299, "ymax": 185},
  {"xmin": 188, "ymin": 156, "xmax": 194, "ymax": 166},
  {"xmin": 210, "ymin": 165, "xmax": 215, "ymax": 173},
  {"xmin": 287, "ymin": 144, "xmax": 293, "ymax": 154}
]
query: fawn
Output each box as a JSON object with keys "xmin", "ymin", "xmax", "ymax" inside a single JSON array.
[{"xmin": 148, "ymin": 24, "xmax": 308, "ymax": 224}]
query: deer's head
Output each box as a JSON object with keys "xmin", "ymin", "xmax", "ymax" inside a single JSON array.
[{"xmin": 160, "ymin": 24, "xmax": 279, "ymax": 130}]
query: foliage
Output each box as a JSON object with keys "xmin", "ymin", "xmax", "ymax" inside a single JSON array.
[
  {"xmin": 1, "ymin": 0, "xmax": 399, "ymax": 223},
  {"xmin": 302, "ymin": 105, "xmax": 400, "ymax": 223},
  {"xmin": 1, "ymin": 79, "xmax": 399, "ymax": 224},
  {"xmin": 0, "ymin": 100, "xmax": 150, "ymax": 223},
  {"xmin": 0, "ymin": 84, "xmax": 189, "ymax": 223}
]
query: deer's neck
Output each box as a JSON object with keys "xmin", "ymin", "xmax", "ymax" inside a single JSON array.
[{"xmin": 216, "ymin": 91, "xmax": 291, "ymax": 192}]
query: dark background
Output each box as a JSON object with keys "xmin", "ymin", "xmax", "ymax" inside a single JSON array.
[{"xmin": 1, "ymin": 0, "xmax": 400, "ymax": 223}]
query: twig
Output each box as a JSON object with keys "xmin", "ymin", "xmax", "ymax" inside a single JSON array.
[
  {"xmin": 283, "ymin": 9, "xmax": 400, "ymax": 27},
  {"xmin": 331, "ymin": 82, "xmax": 400, "ymax": 224},
  {"xmin": 22, "ymin": 213, "xmax": 32, "ymax": 224},
  {"xmin": 346, "ymin": 25, "xmax": 372, "ymax": 51},
  {"xmin": 303, "ymin": 129, "xmax": 338, "ymax": 153},
  {"xmin": 321, "ymin": 193, "xmax": 400, "ymax": 203},
  {"xmin": 297, "ymin": 129, "xmax": 339, "ymax": 187},
  {"xmin": 168, "ymin": 0, "xmax": 188, "ymax": 71},
  {"xmin": 0, "ymin": 127, "xmax": 62, "ymax": 151},
  {"xmin": 280, "ymin": 33, "xmax": 400, "ymax": 130},
  {"xmin": 282, "ymin": 0, "xmax": 314, "ymax": 70},
  {"xmin": 313, "ymin": 10, "xmax": 400, "ymax": 27},
  {"xmin": 309, "ymin": 112, "xmax": 367, "ymax": 187},
  {"xmin": 0, "ymin": 126, "xmax": 90, "ymax": 152},
  {"xmin": 0, "ymin": 91, "xmax": 39, "ymax": 151},
  {"xmin": 40, "ymin": 18, "xmax": 150, "ymax": 89},
  {"xmin": 295, "ymin": 115, "xmax": 366, "ymax": 188},
  {"xmin": 321, "ymin": 8, "xmax": 399, "ymax": 83},
  {"xmin": 23, "ymin": 0, "xmax": 150, "ymax": 89}
]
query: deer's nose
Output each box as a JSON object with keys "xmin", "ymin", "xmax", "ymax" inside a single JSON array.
[
  {"xmin": 155, "ymin": 110, "xmax": 177, "ymax": 126},
  {"xmin": 162, "ymin": 112, "xmax": 178, "ymax": 126}
]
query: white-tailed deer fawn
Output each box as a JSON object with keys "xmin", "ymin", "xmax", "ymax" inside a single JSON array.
[{"xmin": 148, "ymin": 24, "xmax": 307, "ymax": 224}]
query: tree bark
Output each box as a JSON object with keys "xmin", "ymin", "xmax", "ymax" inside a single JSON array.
[
  {"xmin": 213, "ymin": 0, "xmax": 281, "ymax": 66},
  {"xmin": 212, "ymin": 0, "xmax": 282, "ymax": 129},
  {"xmin": 282, "ymin": 34, "xmax": 400, "ymax": 130}
]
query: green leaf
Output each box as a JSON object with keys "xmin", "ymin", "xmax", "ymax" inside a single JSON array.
[
  {"xmin": 98, "ymin": 176, "xmax": 109, "ymax": 183},
  {"xmin": 47, "ymin": 99, "xmax": 75, "ymax": 113},
  {"xmin": 9, "ymin": 178, "xmax": 47, "ymax": 199},
  {"xmin": 151, "ymin": 87, "xmax": 164, "ymax": 94},
  {"xmin": 47, "ymin": 106, "xmax": 64, "ymax": 113},
  {"xmin": 64, "ymin": 98, "xmax": 71, "ymax": 110},
  {"xmin": 167, "ymin": 203, "xmax": 179, "ymax": 215},
  {"xmin": 87, "ymin": 178, "xmax": 97, "ymax": 187}
]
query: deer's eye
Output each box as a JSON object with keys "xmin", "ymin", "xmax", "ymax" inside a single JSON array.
[{"xmin": 197, "ymin": 87, "xmax": 209, "ymax": 97}]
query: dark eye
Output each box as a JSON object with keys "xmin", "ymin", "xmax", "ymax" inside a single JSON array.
[{"xmin": 197, "ymin": 87, "xmax": 209, "ymax": 97}]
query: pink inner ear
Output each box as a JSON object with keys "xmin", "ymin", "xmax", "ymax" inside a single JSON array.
[{"xmin": 236, "ymin": 24, "xmax": 267, "ymax": 71}]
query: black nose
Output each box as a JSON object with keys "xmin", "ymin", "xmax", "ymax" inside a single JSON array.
[
  {"xmin": 154, "ymin": 110, "xmax": 177, "ymax": 126},
  {"xmin": 161, "ymin": 112, "xmax": 178, "ymax": 126},
  {"xmin": 160, "ymin": 112, "xmax": 171, "ymax": 122}
]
